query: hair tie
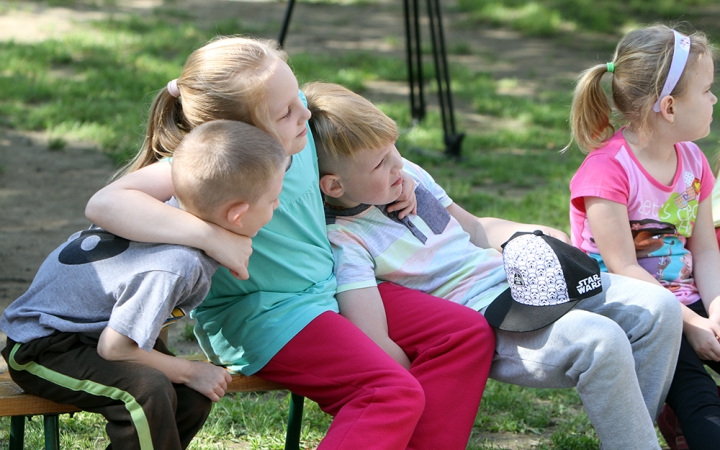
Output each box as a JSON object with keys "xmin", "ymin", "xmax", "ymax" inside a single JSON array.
[
  {"xmin": 653, "ymin": 30, "xmax": 691, "ymax": 112},
  {"xmin": 606, "ymin": 62, "xmax": 614, "ymax": 73},
  {"xmin": 167, "ymin": 79, "xmax": 180, "ymax": 98}
]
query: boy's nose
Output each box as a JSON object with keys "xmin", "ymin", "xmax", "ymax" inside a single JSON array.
[{"xmin": 392, "ymin": 155, "xmax": 403, "ymax": 171}]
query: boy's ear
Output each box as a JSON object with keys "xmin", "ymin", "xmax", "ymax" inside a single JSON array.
[
  {"xmin": 226, "ymin": 202, "xmax": 250, "ymax": 227},
  {"xmin": 319, "ymin": 174, "xmax": 345, "ymax": 199}
]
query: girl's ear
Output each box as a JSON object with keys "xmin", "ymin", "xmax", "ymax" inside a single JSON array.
[
  {"xmin": 659, "ymin": 95, "xmax": 676, "ymax": 125},
  {"xmin": 226, "ymin": 202, "xmax": 250, "ymax": 227},
  {"xmin": 319, "ymin": 174, "xmax": 344, "ymax": 199}
]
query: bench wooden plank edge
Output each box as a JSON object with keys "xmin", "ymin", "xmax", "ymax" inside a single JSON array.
[{"xmin": 1, "ymin": 356, "xmax": 287, "ymax": 418}]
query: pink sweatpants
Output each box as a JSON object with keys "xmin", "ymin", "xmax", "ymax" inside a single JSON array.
[{"xmin": 256, "ymin": 283, "xmax": 495, "ymax": 450}]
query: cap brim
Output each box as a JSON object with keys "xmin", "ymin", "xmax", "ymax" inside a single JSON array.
[{"xmin": 484, "ymin": 288, "xmax": 582, "ymax": 332}]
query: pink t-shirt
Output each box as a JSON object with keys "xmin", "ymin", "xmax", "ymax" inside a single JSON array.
[{"xmin": 569, "ymin": 129, "xmax": 715, "ymax": 305}]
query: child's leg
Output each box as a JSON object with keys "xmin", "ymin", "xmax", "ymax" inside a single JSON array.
[
  {"xmin": 379, "ymin": 282, "xmax": 494, "ymax": 450},
  {"xmin": 255, "ymin": 311, "xmax": 425, "ymax": 450},
  {"xmin": 491, "ymin": 272, "xmax": 682, "ymax": 450},
  {"xmin": 3, "ymin": 334, "xmax": 211, "ymax": 450},
  {"xmin": 493, "ymin": 310, "xmax": 661, "ymax": 449},
  {"xmin": 664, "ymin": 300, "xmax": 720, "ymax": 450},
  {"xmin": 573, "ymin": 273, "xmax": 682, "ymax": 419},
  {"xmin": 154, "ymin": 337, "xmax": 214, "ymax": 448}
]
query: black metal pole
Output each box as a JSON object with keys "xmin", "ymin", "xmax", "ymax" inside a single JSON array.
[
  {"xmin": 278, "ymin": 0, "xmax": 296, "ymax": 47},
  {"xmin": 426, "ymin": 0, "xmax": 464, "ymax": 157},
  {"xmin": 278, "ymin": 0, "xmax": 462, "ymax": 157}
]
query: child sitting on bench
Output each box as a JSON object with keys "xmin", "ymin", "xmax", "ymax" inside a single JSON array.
[
  {"xmin": 0, "ymin": 120, "xmax": 287, "ymax": 450},
  {"xmin": 305, "ymin": 81, "xmax": 682, "ymax": 449}
]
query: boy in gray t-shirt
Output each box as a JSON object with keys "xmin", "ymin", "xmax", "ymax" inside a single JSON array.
[{"xmin": 0, "ymin": 120, "xmax": 287, "ymax": 450}]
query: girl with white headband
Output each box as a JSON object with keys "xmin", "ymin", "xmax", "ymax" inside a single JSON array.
[{"xmin": 567, "ymin": 24, "xmax": 719, "ymax": 449}]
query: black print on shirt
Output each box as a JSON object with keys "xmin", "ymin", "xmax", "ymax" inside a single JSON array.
[{"xmin": 58, "ymin": 230, "xmax": 130, "ymax": 265}]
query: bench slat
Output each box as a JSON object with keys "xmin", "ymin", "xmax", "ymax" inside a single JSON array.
[
  {"xmin": 0, "ymin": 363, "xmax": 286, "ymax": 418},
  {"xmin": 0, "ymin": 380, "xmax": 80, "ymax": 416}
]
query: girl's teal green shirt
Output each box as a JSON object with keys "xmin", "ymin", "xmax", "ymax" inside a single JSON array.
[{"xmin": 192, "ymin": 91, "xmax": 339, "ymax": 375}]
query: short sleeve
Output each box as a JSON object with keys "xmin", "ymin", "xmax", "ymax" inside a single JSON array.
[
  {"xmin": 402, "ymin": 158, "xmax": 452, "ymax": 207},
  {"xmin": 327, "ymin": 228, "xmax": 378, "ymax": 294},
  {"xmin": 570, "ymin": 151, "xmax": 630, "ymax": 213},
  {"xmin": 108, "ymin": 252, "xmax": 214, "ymax": 352},
  {"xmin": 697, "ymin": 145, "xmax": 716, "ymax": 203}
]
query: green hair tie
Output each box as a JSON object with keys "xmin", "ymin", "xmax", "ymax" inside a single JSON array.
[{"xmin": 606, "ymin": 62, "xmax": 615, "ymax": 73}]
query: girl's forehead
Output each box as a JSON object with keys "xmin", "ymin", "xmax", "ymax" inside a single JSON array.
[
  {"xmin": 694, "ymin": 53, "xmax": 715, "ymax": 77},
  {"xmin": 266, "ymin": 61, "xmax": 298, "ymax": 97}
]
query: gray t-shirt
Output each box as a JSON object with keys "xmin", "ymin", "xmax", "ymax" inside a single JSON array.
[{"xmin": 0, "ymin": 225, "xmax": 218, "ymax": 352}]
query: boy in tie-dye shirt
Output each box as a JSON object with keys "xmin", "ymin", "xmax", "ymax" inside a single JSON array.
[{"xmin": 305, "ymin": 81, "xmax": 683, "ymax": 449}]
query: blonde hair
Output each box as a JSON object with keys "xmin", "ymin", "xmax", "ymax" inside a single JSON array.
[
  {"xmin": 171, "ymin": 120, "xmax": 286, "ymax": 221},
  {"xmin": 567, "ymin": 24, "xmax": 711, "ymax": 152},
  {"xmin": 117, "ymin": 36, "xmax": 288, "ymax": 177},
  {"xmin": 303, "ymin": 82, "xmax": 398, "ymax": 174}
]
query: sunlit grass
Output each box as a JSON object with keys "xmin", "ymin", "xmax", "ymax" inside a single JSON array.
[{"xmin": 456, "ymin": 0, "xmax": 716, "ymax": 35}]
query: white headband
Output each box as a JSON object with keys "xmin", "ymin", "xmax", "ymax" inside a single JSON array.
[
  {"xmin": 167, "ymin": 79, "xmax": 180, "ymax": 98},
  {"xmin": 652, "ymin": 30, "xmax": 691, "ymax": 112}
]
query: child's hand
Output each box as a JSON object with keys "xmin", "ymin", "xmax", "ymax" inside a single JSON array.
[
  {"xmin": 186, "ymin": 361, "xmax": 233, "ymax": 402},
  {"xmin": 386, "ymin": 172, "xmax": 417, "ymax": 219},
  {"xmin": 685, "ymin": 315, "xmax": 720, "ymax": 361},
  {"xmin": 206, "ymin": 224, "xmax": 253, "ymax": 279}
]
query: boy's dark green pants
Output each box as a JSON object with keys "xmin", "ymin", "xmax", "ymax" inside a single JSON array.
[{"xmin": 2, "ymin": 333, "xmax": 211, "ymax": 450}]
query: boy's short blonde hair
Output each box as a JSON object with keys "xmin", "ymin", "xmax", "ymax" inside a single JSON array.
[
  {"xmin": 172, "ymin": 120, "xmax": 286, "ymax": 221},
  {"xmin": 303, "ymin": 82, "xmax": 399, "ymax": 174}
]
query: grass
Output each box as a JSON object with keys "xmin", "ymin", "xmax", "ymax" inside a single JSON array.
[
  {"xmin": 456, "ymin": 0, "xmax": 716, "ymax": 36},
  {"xmin": 0, "ymin": 383, "xmax": 590, "ymax": 449},
  {"xmin": 2, "ymin": 0, "xmax": 720, "ymax": 448}
]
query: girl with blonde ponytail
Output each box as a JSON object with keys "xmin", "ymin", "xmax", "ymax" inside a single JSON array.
[
  {"xmin": 86, "ymin": 35, "xmax": 495, "ymax": 450},
  {"xmin": 568, "ymin": 24, "xmax": 720, "ymax": 450}
]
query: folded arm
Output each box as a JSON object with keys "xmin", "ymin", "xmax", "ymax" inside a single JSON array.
[{"xmin": 85, "ymin": 162, "xmax": 253, "ymax": 279}]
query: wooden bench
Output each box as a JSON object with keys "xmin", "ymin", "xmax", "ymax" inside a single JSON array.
[{"xmin": 0, "ymin": 359, "xmax": 305, "ymax": 450}]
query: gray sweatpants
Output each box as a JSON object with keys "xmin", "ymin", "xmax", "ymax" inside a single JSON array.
[{"xmin": 490, "ymin": 272, "xmax": 682, "ymax": 450}]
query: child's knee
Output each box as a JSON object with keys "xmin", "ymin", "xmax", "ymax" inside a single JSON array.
[{"xmin": 379, "ymin": 369, "xmax": 426, "ymax": 414}]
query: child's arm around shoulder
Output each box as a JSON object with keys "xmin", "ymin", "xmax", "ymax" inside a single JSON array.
[
  {"xmin": 337, "ymin": 287, "xmax": 411, "ymax": 369},
  {"xmin": 85, "ymin": 162, "xmax": 253, "ymax": 279},
  {"xmin": 446, "ymin": 203, "xmax": 569, "ymax": 251},
  {"xmin": 97, "ymin": 326, "xmax": 232, "ymax": 401}
]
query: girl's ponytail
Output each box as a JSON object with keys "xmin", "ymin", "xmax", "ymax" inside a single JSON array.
[
  {"xmin": 114, "ymin": 87, "xmax": 187, "ymax": 179},
  {"xmin": 113, "ymin": 36, "xmax": 287, "ymax": 180},
  {"xmin": 566, "ymin": 64, "xmax": 614, "ymax": 153}
]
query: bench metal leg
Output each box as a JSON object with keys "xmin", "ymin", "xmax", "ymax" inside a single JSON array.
[
  {"xmin": 284, "ymin": 393, "xmax": 304, "ymax": 450},
  {"xmin": 9, "ymin": 416, "xmax": 25, "ymax": 450},
  {"xmin": 43, "ymin": 415, "xmax": 60, "ymax": 450}
]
